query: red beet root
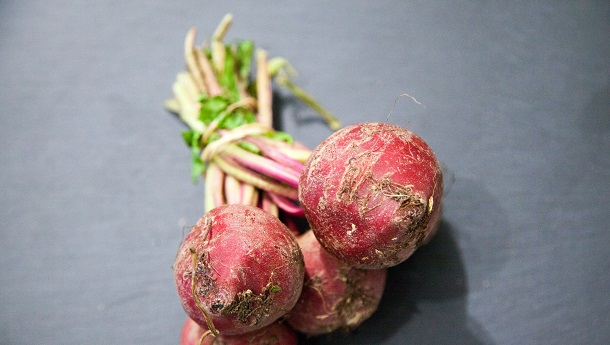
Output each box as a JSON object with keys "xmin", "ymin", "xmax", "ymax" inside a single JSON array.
[
  {"xmin": 299, "ymin": 122, "xmax": 443, "ymax": 269},
  {"xmin": 286, "ymin": 230, "xmax": 387, "ymax": 335},
  {"xmin": 180, "ymin": 317, "xmax": 298, "ymax": 345},
  {"xmin": 173, "ymin": 204, "xmax": 305, "ymax": 336}
]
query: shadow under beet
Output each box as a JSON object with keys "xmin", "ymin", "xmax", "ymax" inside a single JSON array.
[{"xmin": 300, "ymin": 220, "xmax": 493, "ymax": 345}]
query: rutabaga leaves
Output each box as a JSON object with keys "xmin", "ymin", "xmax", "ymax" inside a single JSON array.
[
  {"xmin": 264, "ymin": 130, "xmax": 294, "ymax": 144},
  {"xmin": 190, "ymin": 154, "xmax": 206, "ymax": 184},
  {"xmin": 217, "ymin": 40, "xmax": 255, "ymax": 101},
  {"xmin": 236, "ymin": 40, "xmax": 254, "ymax": 81},
  {"xmin": 220, "ymin": 108, "xmax": 256, "ymax": 130},
  {"xmin": 182, "ymin": 129, "xmax": 205, "ymax": 183},
  {"xmin": 220, "ymin": 45, "xmax": 240, "ymax": 101},
  {"xmin": 183, "ymin": 38, "xmax": 295, "ymax": 184},
  {"xmin": 198, "ymin": 95, "xmax": 257, "ymax": 132},
  {"xmin": 181, "ymin": 129, "xmax": 199, "ymax": 147},
  {"xmin": 199, "ymin": 96, "xmax": 230, "ymax": 125}
]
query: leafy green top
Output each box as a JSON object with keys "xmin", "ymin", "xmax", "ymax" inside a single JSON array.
[{"xmin": 182, "ymin": 39, "xmax": 294, "ymax": 183}]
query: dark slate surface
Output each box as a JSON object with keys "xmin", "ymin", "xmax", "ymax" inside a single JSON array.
[{"xmin": 1, "ymin": 1, "xmax": 609, "ymax": 344}]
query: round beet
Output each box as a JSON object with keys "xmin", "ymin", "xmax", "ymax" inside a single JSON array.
[
  {"xmin": 299, "ymin": 122, "xmax": 443, "ymax": 269},
  {"xmin": 180, "ymin": 317, "xmax": 298, "ymax": 345},
  {"xmin": 286, "ymin": 230, "xmax": 387, "ymax": 335},
  {"xmin": 173, "ymin": 204, "xmax": 305, "ymax": 336}
]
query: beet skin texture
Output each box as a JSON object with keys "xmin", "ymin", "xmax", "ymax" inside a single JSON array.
[
  {"xmin": 286, "ymin": 230, "xmax": 387, "ymax": 335},
  {"xmin": 179, "ymin": 317, "xmax": 298, "ymax": 345},
  {"xmin": 173, "ymin": 204, "xmax": 305, "ymax": 336},
  {"xmin": 299, "ymin": 122, "xmax": 443, "ymax": 269}
]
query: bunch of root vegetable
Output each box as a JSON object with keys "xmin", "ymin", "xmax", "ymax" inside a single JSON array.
[
  {"xmin": 164, "ymin": 14, "xmax": 339, "ymax": 222},
  {"xmin": 167, "ymin": 14, "xmax": 443, "ymax": 345}
]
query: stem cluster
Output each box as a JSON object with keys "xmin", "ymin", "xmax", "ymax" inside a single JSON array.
[{"xmin": 164, "ymin": 14, "xmax": 339, "ymax": 231}]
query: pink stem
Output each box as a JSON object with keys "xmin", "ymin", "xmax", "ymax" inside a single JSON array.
[
  {"xmin": 280, "ymin": 213, "xmax": 303, "ymax": 237},
  {"xmin": 261, "ymin": 192, "xmax": 279, "ymax": 217},
  {"xmin": 223, "ymin": 144, "xmax": 300, "ymax": 189},
  {"xmin": 224, "ymin": 174, "xmax": 242, "ymax": 204},
  {"xmin": 268, "ymin": 192, "xmax": 304, "ymax": 217},
  {"xmin": 243, "ymin": 136, "xmax": 305, "ymax": 172}
]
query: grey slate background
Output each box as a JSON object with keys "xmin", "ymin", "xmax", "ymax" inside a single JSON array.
[{"xmin": 1, "ymin": 1, "xmax": 609, "ymax": 344}]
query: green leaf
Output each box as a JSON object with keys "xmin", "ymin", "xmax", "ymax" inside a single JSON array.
[
  {"xmin": 203, "ymin": 47, "xmax": 212, "ymax": 60},
  {"xmin": 237, "ymin": 141, "xmax": 261, "ymax": 154},
  {"xmin": 221, "ymin": 46, "xmax": 239, "ymax": 101},
  {"xmin": 270, "ymin": 285, "xmax": 281, "ymax": 293},
  {"xmin": 236, "ymin": 40, "xmax": 254, "ymax": 81},
  {"xmin": 182, "ymin": 129, "xmax": 205, "ymax": 183},
  {"xmin": 205, "ymin": 131, "xmax": 221, "ymax": 145},
  {"xmin": 191, "ymin": 155, "xmax": 205, "ymax": 184},
  {"xmin": 181, "ymin": 129, "xmax": 198, "ymax": 147},
  {"xmin": 219, "ymin": 108, "xmax": 256, "ymax": 130},
  {"xmin": 264, "ymin": 130, "xmax": 294, "ymax": 144},
  {"xmin": 199, "ymin": 96, "xmax": 229, "ymax": 124}
]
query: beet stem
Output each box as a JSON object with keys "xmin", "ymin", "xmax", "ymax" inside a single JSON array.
[
  {"xmin": 167, "ymin": 16, "xmax": 338, "ymax": 219},
  {"xmin": 204, "ymin": 162, "xmax": 225, "ymax": 212},
  {"xmin": 222, "ymin": 144, "xmax": 300, "ymax": 189},
  {"xmin": 213, "ymin": 155, "xmax": 298, "ymax": 200},
  {"xmin": 243, "ymin": 136, "xmax": 305, "ymax": 171},
  {"xmin": 268, "ymin": 192, "xmax": 304, "ymax": 216},
  {"xmin": 256, "ymin": 49, "xmax": 273, "ymax": 128}
]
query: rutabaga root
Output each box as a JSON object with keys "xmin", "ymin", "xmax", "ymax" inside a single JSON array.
[
  {"xmin": 174, "ymin": 205, "xmax": 305, "ymax": 336},
  {"xmin": 180, "ymin": 317, "xmax": 299, "ymax": 345},
  {"xmin": 286, "ymin": 230, "xmax": 387, "ymax": 336},
  {"xmin": 299, "ymin": 122, "xmax": 444, "ymax": 269}
]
